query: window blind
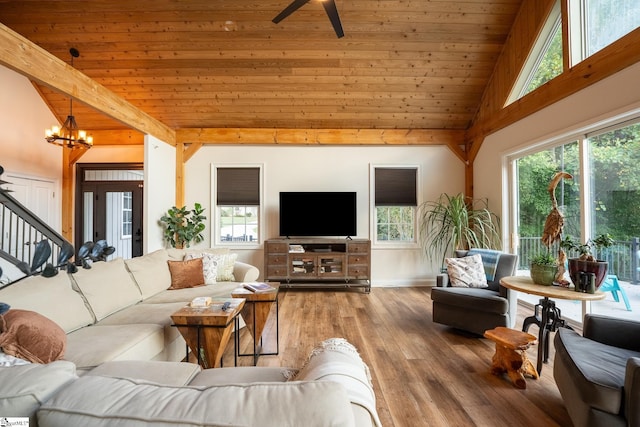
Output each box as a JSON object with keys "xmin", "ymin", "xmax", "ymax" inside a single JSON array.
[
  {"xmin": 216, "ymin": 167, "xmax": 260, "ymax": 205},
  {"xmin": 375, "ymin": 168, "xmax": 417, "ymax": 206}
]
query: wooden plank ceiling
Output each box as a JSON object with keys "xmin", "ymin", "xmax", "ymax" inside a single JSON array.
[{"xmin": 0, "ymin": 0, "xmax": 523, "ymax": 136}]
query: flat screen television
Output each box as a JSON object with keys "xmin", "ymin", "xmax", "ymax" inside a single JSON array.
[{"xmin": 279, "ymin": 191, "xmax": 357, "ymax": 238}]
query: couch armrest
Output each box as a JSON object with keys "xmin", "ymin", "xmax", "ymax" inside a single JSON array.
[
  {"xmin": 625, "ymin": 357, "xmax": 640, "ymax": 425},
  {"xmin": 583, "ymin": 314, "xmax": 640, "ymax": 352},
  {"xmin": 233, "ymin": 261, "xmax": 259, "ymax": 282},
  {"xmin": 436, "ymin": 273, "xmax": 449, "ymax": 287}
]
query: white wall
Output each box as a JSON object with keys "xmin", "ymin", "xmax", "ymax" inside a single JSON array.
[
  {"xmin": 474, "ymin": 61, "xmax": 640, "ymax": 251},
  {"xmin": 144, "ymin": 135, "xmax": 176, "ymax": 253},
  {"xmin": 0, "ymin": 66, "xmax": 61, "ymax": 186},
  {"xmin": 183, "ymin": 145, "xmax": 465, "ymax": 286}
]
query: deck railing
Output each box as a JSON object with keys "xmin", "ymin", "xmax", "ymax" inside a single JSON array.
[{"xmin": 518, "ymin": 236, "xmax": 640, "ymax": 284}]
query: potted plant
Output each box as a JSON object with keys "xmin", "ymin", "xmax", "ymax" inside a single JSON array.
[
  {"xmin": 418, "ymin": 193, "xmax": 501, "ymax": 269},
  {"xmin": 560, "ymin": 233, "xmax": 614, "ymax": 290},
  {"xmin": 159, "ymin": 203, "xmax": 206, "ymax": 249},
  {"xmin": 529, "ymin": 250, "xmax": 558, "ymax": 286}
]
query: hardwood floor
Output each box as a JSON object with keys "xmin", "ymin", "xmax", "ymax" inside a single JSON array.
[{"xmin": 225, "ymin": 287, "xmax": 574, "ymax": 427}]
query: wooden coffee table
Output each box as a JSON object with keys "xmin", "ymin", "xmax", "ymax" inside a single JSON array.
[
  {"xmin": 500, "ymin": 276, "xmax": 605, "ymax": 374},
  {"xmin": 232, "ymin": 284, "xmax": 279, "ymax": 365},
  {"xmin": 171, "ymin": 298, "xmax": 245, "ymax": 368}
]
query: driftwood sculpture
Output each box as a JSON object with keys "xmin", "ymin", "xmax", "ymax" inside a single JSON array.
[
  {"xmin": 541, "ymin": 171, "xmax": 572, "ymax": 284},
  {"xmin": 541, "ymin": 171, "xmax": 573, "ymax": 247},
  {"xmin": 484, "ymin": 327, "xmax": 539, "ymax": 389}
]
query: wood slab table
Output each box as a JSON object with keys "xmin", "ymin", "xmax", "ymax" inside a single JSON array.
[
  {"xmin": 500, "ymin": 276, "xmax": 605, "ymax": 374},
  {"xmin": 232, "ymin": 284, "xmax": 279, "ymax": 365},
  {"xmin": 171, "ymin": 298, "xmax": 245, "ymax": 369}
]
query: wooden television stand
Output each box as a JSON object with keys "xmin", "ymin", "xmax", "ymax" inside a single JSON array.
[{"xmin": 264, "ymin": 238, "xmax": 371, "ymax": 293}]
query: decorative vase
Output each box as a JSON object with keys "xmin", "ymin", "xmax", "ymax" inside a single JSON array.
[
  {"xmin": 530, "ymin": 264, "xmax": 558, "ymax": 286},
  {"xmin": 568, "ymin": 259, "xmax": 608, "ymax": 290}
]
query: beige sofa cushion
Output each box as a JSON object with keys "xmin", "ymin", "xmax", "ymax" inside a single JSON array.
[
  {"xmin": 291, "ymin": 338, "xmax": 381, "ymax": 427},
  {"xmin": 88, "ymin": 360, "xmax": 201, "ymax": 386},
  {"xmin": 37, "ymin": 375, "xmax": 356, "ymax": 427},
  {"xmin": 0, "ymin": 273, "xmax": 94, "ymax": 333},
  {"xmin": 124, "ymin": 249, "xmax": 172, "ymax": 299},
  {"xmin": 65, "ymin": 324, "xmax": 164, "ymax": 370},
  {"xmin": 141, "ymin": 281, "xmax": 240, "ymax": 304},
  {"xmin": 70, "ymin": 258, "xmax": 142, "ymax": 321},
  {"xmin": 167, "ymin": 247, "xmax": 229, "ymax": 261},
  {"xmin": 0, "ymin": 360, "xmax": 77, "ymax": 421},
  {"xmin": 189, "ymin": 366, "xmax": 292, "ymax": 385}
]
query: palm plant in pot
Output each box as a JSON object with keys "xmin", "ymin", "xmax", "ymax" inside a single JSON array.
[
  {"xmin": 560, "ymin": 233, "xmax": 614, "ymax": 291},
  {"xmin": 418, "ymin": 192, "xmax": 501, "ymax": 270}
]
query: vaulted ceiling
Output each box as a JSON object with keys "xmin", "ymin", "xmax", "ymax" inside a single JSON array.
[{"xmin": 0, "ymin": 0, "xmax": 524, "ymax": 134}]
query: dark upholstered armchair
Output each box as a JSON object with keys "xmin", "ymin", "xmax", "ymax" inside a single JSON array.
[
  {"xmin": 554, "ymin": 314, "xmax": 640, "ymax": 427},
  {"xmin": 430, "ymin": 250, "xmax": 518, "ymax": 336}
]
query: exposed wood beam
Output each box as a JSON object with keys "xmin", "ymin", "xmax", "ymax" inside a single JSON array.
[
  {"xmin": 0, "ymin": 23, "xmax": 175, "ymax": 145},
  {"xmin": 177, "ymin": 128, "xmax": 466, "ymax": 150},
  {"xmin": 89, "ymin": 130, "xmax": 145, "ymax": 145},
  {"xmin": 183, "ymin": 142, "xmax": 203, "ymax": 162},
  {"xmin": 176, "ymin": 143, "xmax": 185, "ymax": 208}
]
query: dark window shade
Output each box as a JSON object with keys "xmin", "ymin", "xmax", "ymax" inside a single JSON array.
[
  {"xmin": 216, "ymin": 167, "xmax": 260, "ymax": 205},
  {"xmin": 375, "ymin": 168, "xmax": 417, "ymax": 206}
]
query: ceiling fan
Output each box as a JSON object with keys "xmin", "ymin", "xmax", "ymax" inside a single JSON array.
[{"xmin": 272, "ymin": 0, "xmax": 344, "ymax": 38}]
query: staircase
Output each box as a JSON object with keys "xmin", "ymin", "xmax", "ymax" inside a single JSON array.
[{"xmin": 0, "ymin": 167, "xmax": 73, "ymax": 285}]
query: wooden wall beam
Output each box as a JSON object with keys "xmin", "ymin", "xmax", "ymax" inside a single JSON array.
[
  {"xmin": 0, "ymin": 23, "xmax": 175, "ymax": 145},
  {"xmin": 177, "ymin": 127, "xmax": 466, "ymax": 150},
  {"xmin": 89, "ymin": 129, "xmax": 145, "ymax": 146}
]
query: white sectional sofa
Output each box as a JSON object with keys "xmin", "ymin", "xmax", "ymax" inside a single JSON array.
[
  {"xmin": 0, "ymin": 249, "xmax": 382, "ymax": 426},
  {"xmin": 0, "ymin": 247, "xmax": 258, "ymax": 372}
]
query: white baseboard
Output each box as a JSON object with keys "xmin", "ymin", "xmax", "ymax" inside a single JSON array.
[{"xmin": 371, "ymin": 278, "xmax": 434, "ymax": 288}]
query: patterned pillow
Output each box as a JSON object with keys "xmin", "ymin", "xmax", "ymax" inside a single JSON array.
[
  {"xmin": 445, "ymin": 254, "xmax": 489, "ymax": 288},
  {"xmin": 210, "ymin": 253, "xmax": 237, "ymax": 282},
  {"xmin": 184, "ymin": 252, "xmax": 218, "ymax": 285}
]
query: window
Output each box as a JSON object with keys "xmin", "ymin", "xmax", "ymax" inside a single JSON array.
[
  {"xmin": 568, "ymin": 0, "xmax": 640, "ymax": 64},
  {"xmin": 214, "ymin": 166, "xmax": 261, "ymax": 245},
  {"xmin": 583, "ymin": 0, "xmax": 640, "ymax": 58},
  {"xmin": 510, "ymin": 118, "xmax": 640, "ymax": 323},
  {"xmin": 122, "ymin": 192, "xmax": 132, "ymax": 238},
  {"xmin": 509, "ymin": 0, "xmax": 640, "ymax": 103},
  {"xmin": 508, "ymin": 2, "xmax": 563, "ymax": 103},
  {"xmin": 373, "ymin": 167, "xmax": 418, "ymax": 243}
]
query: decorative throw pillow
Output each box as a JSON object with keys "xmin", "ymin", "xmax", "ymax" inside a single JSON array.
[
  {"xmin": 210, "ymin": 253, "xmax": 237, "ymax": 282},
  {"xmin": 0, "ymin": 309, "xmax": 67, "ymax": 364},
  {"xmin": 167, "ymin": 258, "xmax": 205, "ymax": 290},
  {"xmin": 184, "ymin": 252, "xmax": 218, "ymax": 285},
  {"xmin": 445, "ymin": 254, "xmax": 489, "ymax": 288}
]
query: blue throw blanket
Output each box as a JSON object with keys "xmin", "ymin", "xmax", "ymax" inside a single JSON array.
[{"xmin": 467, "ymin": 248, "xmax": 501, "ymax": 281}]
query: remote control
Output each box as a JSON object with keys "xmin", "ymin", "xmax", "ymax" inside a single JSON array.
[{"xmin": 221, "ymin": 301, "xmax": 231, "ymax": 311}]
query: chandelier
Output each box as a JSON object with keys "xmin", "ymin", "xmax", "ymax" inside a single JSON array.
[{"xmin": 45, "ymin": 48, "xmax": 93, "ymax": 149}]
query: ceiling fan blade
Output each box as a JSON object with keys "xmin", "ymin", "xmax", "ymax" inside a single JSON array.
[
  {"xmin": 272, "ymin": 0, "xmax": 312, "ymax": 24},
  {"xmin": 322, "ymin": 0, "xmax": 344, "ymax": 38}
]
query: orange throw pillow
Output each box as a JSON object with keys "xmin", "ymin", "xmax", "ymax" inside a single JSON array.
[
  {"xmin": 167, "ymin": 258, "xmax": 205, "ymax": 289},
  {"xmin": 0, "ymin": 309, "xmax": 66, "ymax": 363}
]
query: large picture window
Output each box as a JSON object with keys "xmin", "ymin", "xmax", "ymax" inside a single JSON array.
[{"xmin": 511, "ymin": 119, "xmax": 640, "ymax": 323}]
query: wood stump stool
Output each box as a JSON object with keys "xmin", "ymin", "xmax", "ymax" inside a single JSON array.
[{"xmin": 484, "ymin": 326, "xmax": 539, "ymax": 389}]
